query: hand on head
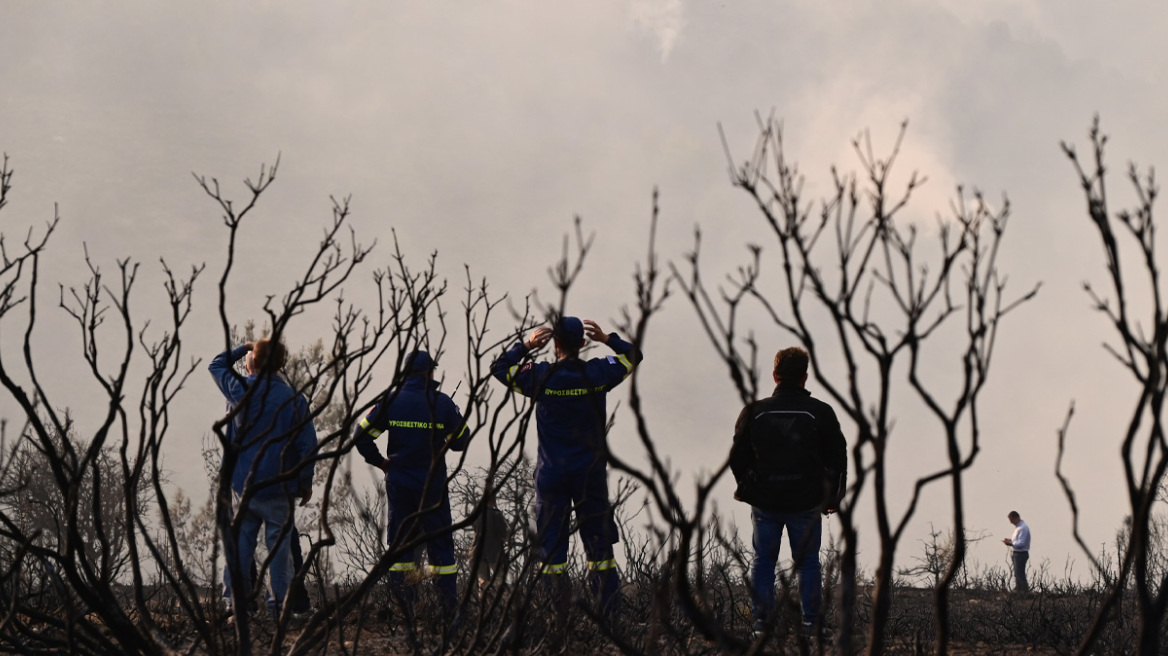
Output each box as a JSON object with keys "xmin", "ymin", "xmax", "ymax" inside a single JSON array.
[
  {"xmin": 524, "ymin": 327, "xmax": 553, "ymax": 350},
  {"xmin": 583, "ymin": 320, "xmax": 608, "ymax": 344},
  {"xmin": 242, "ymin": 343, "xmax": 257, "ymax": 373},
  {"xmin": 528, "ymin": 320, "xmax": 609, "ymax": 349}
]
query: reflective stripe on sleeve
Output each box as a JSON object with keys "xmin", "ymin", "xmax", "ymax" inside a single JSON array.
[
  {"xmin": 431, "ymin": 564, "xmax": 458, "ymax": 576},
  {"xmin": 587, "ymin": 559, "xmax": 617, "ymax": 572},
  {"xmin": 358, "ymin": 416, "xmax": 383, "ymax": 438},
  {"xmin": 507, "ymin": 364, "xmax": 525, "ymax": 392},
  {"xmin": 541, "ymin": 562, "xmax": 567, "ymax": 575},
  {"xmin": 616, "ymin": 354, "xmax": 633, "ymax": 376}
]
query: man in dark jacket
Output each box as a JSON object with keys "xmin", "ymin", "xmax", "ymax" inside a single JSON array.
[
  {"xmin": 210, "ymin": 339, "xmax": 317, "ymax": 619},
  {"xmin": 490, "ymin": 316, "xmax": 642, "ymax": 616},
  {"xmin": 353, "ymin": 350, "xmax": 468, "ymax": 622},
  {"xmin": 730, "ymin": 347, "xmax": 847, "ymax": 635}
]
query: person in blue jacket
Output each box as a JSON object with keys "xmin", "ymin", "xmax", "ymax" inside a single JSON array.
[
  {"xmin": 209, "ymin": 339, "xmax": 317, "ymax": 620},
  {"xmin": 490, "ymin": 316, "xmax": 642, "ymax": 617},
  {"xmin": 353, "ymin": 350, "xmax": 469, "ymax": 623}
]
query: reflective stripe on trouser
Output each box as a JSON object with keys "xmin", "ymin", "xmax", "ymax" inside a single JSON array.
[
  {"xmin": 537, "ymin": 560, "xmax": 620, "ymax": 617},
  {"xmin": 588, "ymin": 559, "xmax": 621, "ymax": 617},
  {"xmin": 534, "ymin": 466, "xmax": 617, "ymax": 567},
  {"xmin": 384, "ymin": 481, "xmax": 458, "ymax": 615},
  {"xmin": 388, "ymin": 561, "xmax": 458, "ymax": 618},
  {"xmin": 534, "ymin": 465, "xmax": 622, "ymax": 615}
]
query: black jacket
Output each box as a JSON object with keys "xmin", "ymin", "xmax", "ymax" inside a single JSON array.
[{"xmin": 730, "ymin": 385, "xmax": 847, "ymax": 513}]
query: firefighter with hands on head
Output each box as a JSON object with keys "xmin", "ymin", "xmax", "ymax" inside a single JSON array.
[
  {"xmin": 352, "ymin": 349, "xmax": 469, "ymax": 628},
  {"xmin": 490, "ymin": 315, "xmax": 643, "ymax": 622},
  {"xmin": 209, "ymin": 338, "xmax": 317, "ymax": 622}
]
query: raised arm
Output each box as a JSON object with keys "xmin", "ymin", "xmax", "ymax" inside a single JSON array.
[
  {"xmin": 490, "ymin": 327, "xmax": 551, "ymax": 396},
  {"xmin": 583, "ymin": 320, "xmax": 642, "ymax": 384},
  {"xmin": 209, "ymin": 344, "xmax": 252, "ymax": 402}
]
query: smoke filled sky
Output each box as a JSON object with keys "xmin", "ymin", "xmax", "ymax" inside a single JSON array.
[{"xmin": 4, "ymin": 0, "xmax": 1168, "ymax": 578}]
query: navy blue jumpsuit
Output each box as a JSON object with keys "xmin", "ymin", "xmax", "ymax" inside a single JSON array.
[
  {"xmin": 353, "ymin": 372, "xmax": 468, "ymax": 617},
  {"xmin": 491, "ymin": 332, "xmax": 642, "ymax": 612}
]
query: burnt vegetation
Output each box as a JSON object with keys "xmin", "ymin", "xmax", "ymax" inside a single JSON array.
[{"xmin": 0, "ymin": 118, "xmax": 1166, "ymax": 655}]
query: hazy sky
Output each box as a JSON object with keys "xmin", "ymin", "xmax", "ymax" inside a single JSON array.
[{"xmin": 4, "ymin": 0, "xmax": 1168, "ymax": 581}]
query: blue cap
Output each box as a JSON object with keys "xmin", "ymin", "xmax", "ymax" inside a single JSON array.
[
  {"xmin": 405, "ymin": 350, "xmax": 436, "ymax": 375},
  {"xmin": 554, "ymin": 316, "xmax": 584, "ymax": 349}
]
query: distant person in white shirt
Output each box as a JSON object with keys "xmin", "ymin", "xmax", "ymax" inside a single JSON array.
[{"xmin": 1001, "ymin": 510, "xmax": 1031, "ymax": 592}]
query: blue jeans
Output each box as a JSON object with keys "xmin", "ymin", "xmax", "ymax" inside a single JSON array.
[
  {"xmin": 224, "ymin": 493, "xmax": 294, "ymax": 615},
  {"xmin": 751, "ymin": 507, "xmax": 822, "ymax": 625}
]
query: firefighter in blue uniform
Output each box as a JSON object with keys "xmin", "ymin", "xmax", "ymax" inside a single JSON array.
[
  {"xmin": 490, "ymin": 316, "xmax": 642, "ymax": 617},
  {"xmin": 353, "ymin": 350, "xmax": 468, "ymax": 623}
]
